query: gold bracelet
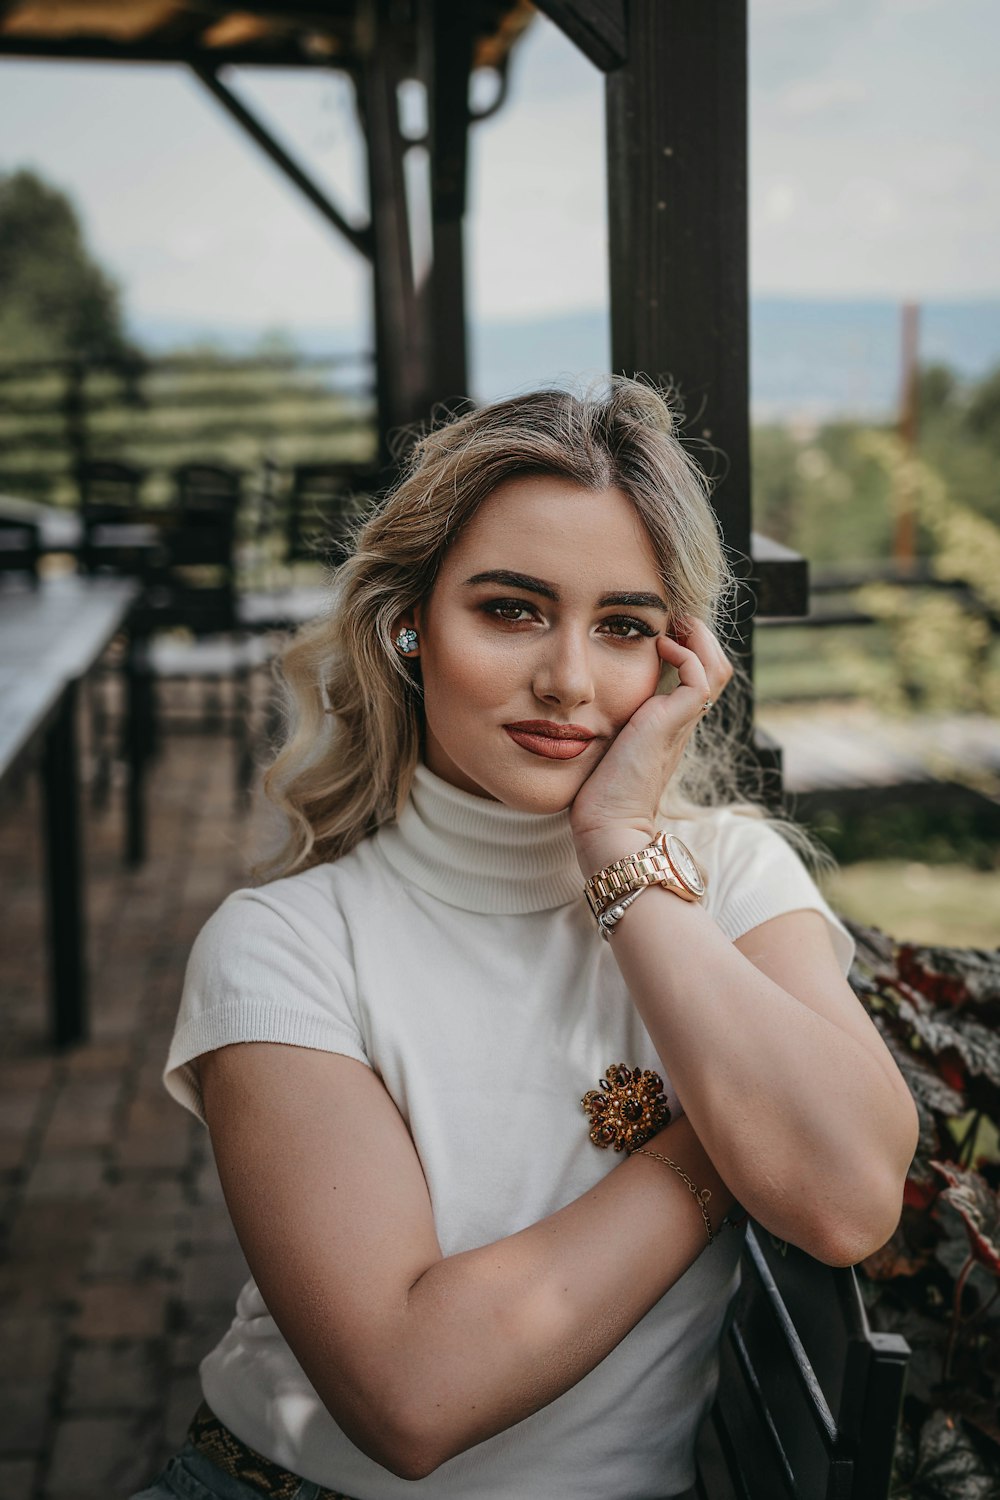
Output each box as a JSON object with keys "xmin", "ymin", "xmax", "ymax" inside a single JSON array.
[{"xmin": 630, "ymin": 1147, "xmax": 716, "ymax": 1244}]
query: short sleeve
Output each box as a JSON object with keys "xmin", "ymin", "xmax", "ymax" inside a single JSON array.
[
  {"xmin": 163, "ymin": 886, "xmax": 371, "ymax": 1127},
  {"xmin": 699, "ymin": 811, "xmax": 856, "ymax": 975}
]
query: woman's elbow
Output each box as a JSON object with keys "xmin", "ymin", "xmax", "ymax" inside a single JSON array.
[
  {"xmin": 818, "ymin": 1094, "xmax": 919, "ymax": 1267},
  {"xmin": 336, "ymin": 1419, "xmax": 441, "ymax": 1483},
  {"xmin": 813, "ymin": 1170, "xmax": 908, "ymax": 1269},
  {"xmin": 322, "ymin": 1387, "xmax": 443, "ymax": 1482}
]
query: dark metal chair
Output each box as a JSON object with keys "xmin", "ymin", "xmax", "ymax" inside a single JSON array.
[
  {"xmin": 154, "ymin": 461, "xmax": 243, "ymax": 632},
  {"xmin": 76, "ymin": 459, "xmax": 165, "ymax": 579},
  {"xmin": 236, "ymin": 458, "xmax": 382, "ymax": 638},
  {"xmin": 694, "ymin": 1224, "xmax": 910, "ymax": 1500},
  {"xmin": 285, "ymin": 460, "xmax": 381, "ymax": 569},
  {"xmin": 137, "ymin": 461, "xmax": 265, "ymax": 801}
]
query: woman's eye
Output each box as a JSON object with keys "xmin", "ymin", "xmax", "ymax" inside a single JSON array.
[
  {"xmin": 600, "ymin": 615, "xmax": 657, "ymax": 640},
  {"xmin": 484, "ymin": 599, "xmax": 536, "ymax": 624}
]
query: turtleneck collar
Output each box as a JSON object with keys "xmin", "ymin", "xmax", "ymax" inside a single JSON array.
[{"xmin": 373, "ymin": 762, "xmax": 584, "ymax": 914}]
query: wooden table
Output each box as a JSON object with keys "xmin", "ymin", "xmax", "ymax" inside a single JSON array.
[{"xmin": 0, "ymin": 575, "xmax": 146, "ymax": 1048}]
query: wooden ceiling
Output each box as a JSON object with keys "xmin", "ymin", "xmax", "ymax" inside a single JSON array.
[{"xmin": 0, "ymin": 0, "xmax": 537, "ymax": 70}]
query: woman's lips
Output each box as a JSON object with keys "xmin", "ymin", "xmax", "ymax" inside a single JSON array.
[{"xmin": 503, "ymin": 725, "xmax": 595, "ymax": 760}]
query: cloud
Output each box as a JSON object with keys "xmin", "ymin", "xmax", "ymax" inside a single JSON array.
[
  {"xmin": 752, "ymin": 0, "xmax": 841, "ymax": 18},
  {"xmin": 772, "ymin": 75, "xmax": 870, "ymax": 119}
]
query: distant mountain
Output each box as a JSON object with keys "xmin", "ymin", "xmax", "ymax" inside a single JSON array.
[{"xmin": 131, "ymin": 297, "xmax": 1000, "ymax": 423}]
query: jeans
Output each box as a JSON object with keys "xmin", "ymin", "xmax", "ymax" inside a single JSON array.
[
  {"xmin": 128, "ymin": 1440, "xmax": 347, "ymax": 1500},
  {"xmin": 130, "ymin": 1438, "xmax": 695, "ymax": 1500}
]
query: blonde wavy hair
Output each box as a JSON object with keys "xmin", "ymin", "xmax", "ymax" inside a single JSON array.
[{"xmin": 253, "ymin": 378, "xmax": 824, "ymax": 882}]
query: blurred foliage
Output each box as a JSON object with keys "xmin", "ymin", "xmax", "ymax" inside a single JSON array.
[
  {"xmin": 753, "ymin": 363, "xmax": 1000, "ymax": 712},
  {"xmin": 0, "ymin": 168, "xmax": 135, "ymax": 363},
  {"xmin": 0, "ymin": 177, "xmax": 376, "ymax": 509},
  {"xmin": 752, "ymin": 418, "xmax": 901, "ymax": 565},
  {"xmin": 846, "ymin": 926, "xmax": 1000, "ymax": 1495},
  {"xmin": 835, "ymin": 433, "xmax": 1000, "ymax": 715},
  {"xmin": 802, "ymin": 798, "xmax": 1000, "ymax": 871},
  {"xmin": 843, "ymin": 584, "xmax": 998, "ymax": 716},
  {"xmin": 752, "ymin": 361, "xmax": 1000, "ymax": 563}
]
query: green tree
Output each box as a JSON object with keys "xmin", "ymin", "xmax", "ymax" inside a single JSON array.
[
  {"xmin": 0, "ymin": 168, "xmax": 132, "ymax": 361},
  {"xmin": 964, "ymin": 366, "xmax": 1000, "ymax": 453}
]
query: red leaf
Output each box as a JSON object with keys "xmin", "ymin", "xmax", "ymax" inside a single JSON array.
[
  {"xmin": 939, "ymin": 1058, "xmax": 967, "ymax": 1092},
  {"xmin": 905, "ymin": 1175, "xmax": 940, "ymax": 1210},
  {"xmin": 930, "ymin": 1160, "xmax": 1000, "ymax": 1276},
  {"xmin": 898, "ymin": 946, "xmax": 971, "ymax": 1008}
]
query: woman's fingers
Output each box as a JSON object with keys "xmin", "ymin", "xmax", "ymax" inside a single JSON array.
[
  {"xmin": 666, "ymin": 618, "xmax": 733, "ymax": 700},
  {"xmin": 650, "ymin": 623, "xmax": 732, "ymax": 741}
]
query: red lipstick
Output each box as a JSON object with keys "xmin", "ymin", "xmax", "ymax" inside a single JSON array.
[{"xmin": 503, "ymin": 720, "xmax": 597, "ymax": 760}]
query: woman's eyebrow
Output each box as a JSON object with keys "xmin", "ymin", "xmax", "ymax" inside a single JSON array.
[
  {"xmin": 462, "ymin": 570, "xmax": 669, "ymax": 613},
  {"xmin": 599, "ymin": 591, "xmax": 669, "ymax": 612},
  {"xmin": 463, "ymin": 569, "xmax": 559, "ymax": 599}
]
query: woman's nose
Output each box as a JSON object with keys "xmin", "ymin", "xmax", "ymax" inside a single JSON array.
[{"xmin": 531, "ymin": 628, "xmax": 595, "ymax": 710}]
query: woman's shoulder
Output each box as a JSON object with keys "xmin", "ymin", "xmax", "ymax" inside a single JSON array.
[
  {"xmin": 668, "ymin": 801, "xmax": 813, "ymax": 864},
  {"xmin": 215, "ymin": 832, "xmax": 384, "ymax": 928},
  {"xmin": 664, "ymin": 802, "xmax": 855, "ymax": 974},
  {"xmin": 168, "ymin": 846, "xmax": 375, "ymax": 1127}
]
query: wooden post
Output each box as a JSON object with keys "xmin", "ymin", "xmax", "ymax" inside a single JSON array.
[
  {"xmin": 425, "ymin": 0, "xmax": 474, "ymax": 412},
  {"xmin": 358, "ymin": 1, "xmax": 426, "ymax": 466},
  {"xmin": 607, "ymin": 1, "xmax": 755, "ymax": 754},
  {"xmin": 894, "ymin": 301, "xmax": 920, "ymax": 575},
  {"xmin": 42, "ymin": 681, "xmax": 87, "ymax": 1047}
]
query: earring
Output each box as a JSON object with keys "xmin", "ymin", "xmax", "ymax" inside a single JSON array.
[{"xmin": 394, "ymin": 626, "xmax": 419, "ymax": 654}]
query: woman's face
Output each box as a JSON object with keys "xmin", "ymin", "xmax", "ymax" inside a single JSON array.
[{"xmin": 399, "ymin": 474, "xmax": 673, "ymax": 813}]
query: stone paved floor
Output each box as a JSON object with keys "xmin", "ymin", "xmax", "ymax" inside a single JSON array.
[{"xmin": 0, "ymin": 681, "xmax": 273, "ymax": 1500}]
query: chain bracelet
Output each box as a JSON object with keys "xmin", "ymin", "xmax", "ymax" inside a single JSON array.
[{"xmin": 630, "ymin": 1147, "xmax": 716, "ymax": 1244}]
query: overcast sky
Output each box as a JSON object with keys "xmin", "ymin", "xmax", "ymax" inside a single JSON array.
[{"xmin": 0, "ymin": 0, "xmax": 996, "ymax": 339}]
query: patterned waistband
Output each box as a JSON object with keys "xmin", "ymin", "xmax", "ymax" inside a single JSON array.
[{"xmin": 186, "ymin": 1400, "xmax": 359, "ymax": 1500}]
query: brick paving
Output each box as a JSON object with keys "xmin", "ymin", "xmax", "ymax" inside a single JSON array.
[{"xmin": 0, "ymin": 678, "xmax": 274, "ymax": 1499}]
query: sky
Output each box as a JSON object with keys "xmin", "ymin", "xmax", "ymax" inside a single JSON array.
[{"xmin": 0, "ymin": 0, "xmax": 997, "ymax": 342}]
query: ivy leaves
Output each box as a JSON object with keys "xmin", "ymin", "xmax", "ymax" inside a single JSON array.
[{"xmin": 845, "ymin": 920, "xmax": 1000, "ymax": 1485}]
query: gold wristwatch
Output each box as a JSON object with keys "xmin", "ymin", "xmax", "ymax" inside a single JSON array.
[{"xmin": 584, "ymin": 830, "xmax": 706, "ymax": 937}]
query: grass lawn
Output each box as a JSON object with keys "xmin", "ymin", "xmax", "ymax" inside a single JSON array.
[{"xmin": 820, "ymin": 859, "xmax": 1000, "ymax": 948}]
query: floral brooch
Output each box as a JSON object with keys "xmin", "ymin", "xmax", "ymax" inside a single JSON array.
[{"xmin": 581, "ymin": 1063, "xmax": 672, "ymax": 1152}]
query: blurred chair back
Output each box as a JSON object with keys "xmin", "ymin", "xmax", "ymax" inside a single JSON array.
[
  {"xmin": 159, "ymin": 462, "xmax": 244, "ymax": 635},
  {"xmin": 0, "ymin": 516, "xmax": 41, "ymax": 586},
  {"xmin": 77, "ymin": 459, "xmax": 158, "ymax": 576},
  {"xmin": 285, "ymin": 462, "xmax": 379, "ymax": 568}
]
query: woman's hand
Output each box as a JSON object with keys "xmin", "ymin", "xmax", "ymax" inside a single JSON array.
[{"xmin": 569, "ymin": 617, "xmax": 733, "ymax": 875}]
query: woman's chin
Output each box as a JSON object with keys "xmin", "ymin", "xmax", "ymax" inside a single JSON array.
[
  {"xmin": 424, "ymin": 740, "xmax": 587, "ymax": 815},
  {"xmin": 492, "ymin": 765, "xmax": 584, "ymax": 816}
]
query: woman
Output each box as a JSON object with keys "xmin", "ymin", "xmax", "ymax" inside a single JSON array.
[{"xmin": 134, "ymin": 380, "xmax": 918, "ymax": 1500}]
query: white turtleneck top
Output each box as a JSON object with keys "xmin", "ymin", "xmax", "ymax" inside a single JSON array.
[{"xmin": 164, "ymin": 764, "xmax": 854, "ymax": 1500}]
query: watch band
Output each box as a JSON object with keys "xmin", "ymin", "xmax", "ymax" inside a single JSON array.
[{"xmin": 584, "ymin": 830, "xmax": 706, "ymax": 919}]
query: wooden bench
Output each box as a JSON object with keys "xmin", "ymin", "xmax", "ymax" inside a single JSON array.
[{"xmin": 694, "ymin": 1222, "xmax": 910, "ymax": 1500}]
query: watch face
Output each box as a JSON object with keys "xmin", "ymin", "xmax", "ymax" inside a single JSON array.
[{"xmin": 663, "ymin": 834, "xmax": 706, "ymax": 897}]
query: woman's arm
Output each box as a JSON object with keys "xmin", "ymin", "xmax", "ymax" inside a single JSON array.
[
  {"xmin": 199, "ymin": 1041, "xmax": 735, "ymax": 1481},
  {"xmin": 575, "ymin": 826, "xmax": 918, "ymax": 1263},
  {"xmin": 568, "ymin": 618, "xmax": 919, "ymax": 1268}
]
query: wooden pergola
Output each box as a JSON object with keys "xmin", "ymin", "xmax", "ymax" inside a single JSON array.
[{"xmin": 0, "ymin": 0, "xmax": 807, "ymax": 786}]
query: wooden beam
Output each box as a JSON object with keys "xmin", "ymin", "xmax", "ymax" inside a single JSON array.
[
  {"xmin": 607, "ymin": 1, "xmax": 754, "ymax": 749},
  {"xmin": 531, "ymin": 0, "xmax": 626, "ymax": 71},
  {"xmin": 751, "ymin": 532, "xmax": 809, "ymax": 618},
  {"xmin": 0, "ymin": 36, "xmax": 341, "ymax": 66},
  {"xmin": 190, "ymin": 65, "xmax": 373, "ymax": 261}
]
